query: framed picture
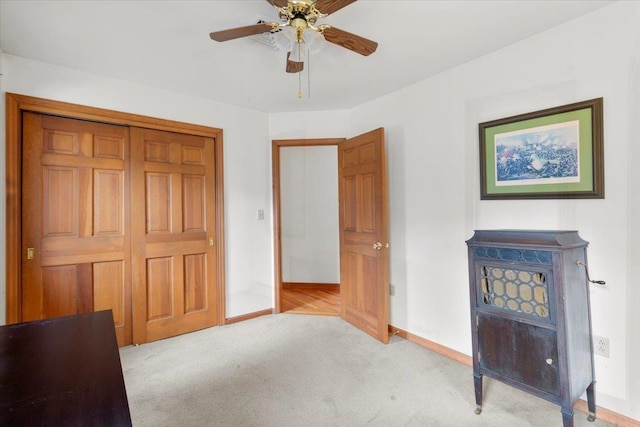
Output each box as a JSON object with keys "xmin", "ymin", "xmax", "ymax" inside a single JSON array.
[{"xmin": 479, "ymin": 98, "xmax": 604, "ymax": 200}]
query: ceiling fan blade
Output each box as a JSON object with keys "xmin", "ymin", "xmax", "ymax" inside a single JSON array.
[
  {"xmin": 209, "ymin": 23, "xmax": 275, "ymax": 42},
  {"xmin": 286, "ymin": 52, "xmax": 304, "ymax": 73},
  {"xmin": 315, "ymin": 0, "xmax": 357, "ymax": 15},
  {"xmin": 266, "ymin": 0, "xmax": 289, "ymax": 7},
  {"xmin": 321, "ymin": 26, "xmax": 378, "ymax": 56}
]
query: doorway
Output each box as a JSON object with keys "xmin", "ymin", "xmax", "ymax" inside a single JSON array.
[
  {"xmin": 273, "ymin": 129, "xmax": 390, "ymax": 343},
  {"xmin": 272, "ymin": 138, "xmax": 343, "ymax": 315}
]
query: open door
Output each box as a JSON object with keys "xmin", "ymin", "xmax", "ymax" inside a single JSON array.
[{"xmin": 338, "ymin": 128, "xmax": 389, "ymax": 343}]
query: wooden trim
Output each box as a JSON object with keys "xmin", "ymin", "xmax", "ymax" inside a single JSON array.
[
  {"xmin": 4, "ymin": 93, "xmax": 226, "ymax": 329},
  {"xmin": 215, "ymin": 130, "xmax": 226, "ymax": 326},
  {"xmin": 271, "ymin": 138, "xmax": 344, "ymax": 147},
  {"xmin": 574, "ymin": 401, "xmax": 640, "ymax": 427},
  {"xmin": 389, "ymin": 324, "xmax": 472, "ymax": 366},
  {"xmin": 283, "ymin": 282, "xmax": 339, "ymax": 291},
  {"xmin": 6, "ymin": 94, "xmax": 219, "ymax": 138},
  {"xmin": 225, "ymin": 309, "xmax": 273, "ymax": 325},
  {"xmin": 271, "ymin": 141, "xmax": 282, "ymax": 314},
  {"xmin": 271, "ymin": 138, "xmax": 344, "ymax": 315},
  {"xmin": 390, "ymin": 324, "xmax": 640, "ymax": 427},
  {"xmin": 5, "ymin": 94, "xmax": 22, "ymax": 324}
]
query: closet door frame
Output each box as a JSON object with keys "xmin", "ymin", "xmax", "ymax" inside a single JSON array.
[{"xmin": 5, "ymin": 93, "xmax": 226, "ymax": 326}]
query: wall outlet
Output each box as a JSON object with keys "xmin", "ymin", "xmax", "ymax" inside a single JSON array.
[
  {"xmin": 389, "ymin": 284, "xmax": 396, "ymax": 296},
  {"xmin": 593, "ymin": 335, "xmax": 610, "ymax": 357},
  {"xmin": 257, "ymin": 209, "xmax": 264, "ymax": 220}
]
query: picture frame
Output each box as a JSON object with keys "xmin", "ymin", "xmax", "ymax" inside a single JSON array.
[{"xmin": 479, "ymin": 98, "xmax": 604, "ymax": 200}]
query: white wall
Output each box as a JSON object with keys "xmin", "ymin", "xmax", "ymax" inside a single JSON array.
[
  {"xmin": 0, "ymin": 54, "xmax": 274, "ymax": 319},
  {"xmin": 269, "ymin": 110, "xmax": 352, "ymax": 139},
  {"xmin": 626, "ymin": 16, "xmax": 640, "ymax": 420},
  {"xmin": 280, "ymin": 146, "xmax": 339, "ymax": 283},
  {"xmin": 269, "ymin": 1, "xmax": 640, "ymax": 421}
]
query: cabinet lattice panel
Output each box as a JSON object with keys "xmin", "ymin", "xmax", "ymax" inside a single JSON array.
[{"xmin": 479, "ymin": 266, "xmax": 550, "ymax": 318}]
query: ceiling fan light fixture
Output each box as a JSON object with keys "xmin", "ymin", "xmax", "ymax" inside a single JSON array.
[
  {"xmin": 273, "ymin": 30, "xmax": 294, "ymax": 52},
  {"xmin": 289, "ymin": 39, "xmax": 307, "ymax": 63},
  {"xmin": 280, "ymin": 24, "xmax": 322, "ymax": 56},
  {"xmin": 303, "ymin": 26, "xmax": 323, "ymax": 52}
]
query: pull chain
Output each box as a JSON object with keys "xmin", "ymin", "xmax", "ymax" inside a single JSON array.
[
  {"xmin": 297, "ymin": 42, "xmax": 303, "ymax": 98},
  {"xmin": 307, "ymin": 46, "xmax": 311, "ymax": 98}
]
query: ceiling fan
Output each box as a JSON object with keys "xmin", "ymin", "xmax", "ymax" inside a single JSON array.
[{"xmin": 209, "ymin": 0, "xmax": 378, "ymax": 74}]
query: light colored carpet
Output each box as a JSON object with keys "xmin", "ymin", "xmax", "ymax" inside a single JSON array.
[{"xmin": 119, "ymin": 314, "xmax": 612, "ymax": 427}]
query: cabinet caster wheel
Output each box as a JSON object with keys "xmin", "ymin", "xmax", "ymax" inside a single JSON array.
[
  {"xmin": 474, "ymin": 407, "xmax": 482, "ymax": 415},
  {"xmin": 587, "ymin": 413, "xmax": 596, "ymax": 422}
]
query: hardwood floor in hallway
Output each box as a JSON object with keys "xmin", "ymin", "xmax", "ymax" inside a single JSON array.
[{"xmin": 281, "ymin": 285, "xmax": 340, "ymax": 316}]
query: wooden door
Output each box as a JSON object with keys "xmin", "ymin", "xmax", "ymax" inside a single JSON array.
[
  {"xmin": 22, "ymin": 113, "xmax": 132, "ymax": 346},
  {"xmin": 338, "ymin": 128, "xmax": 389, "ymax": 343},
  {"xmin": 131, "ymin": 127, "xmax": 218, "ymax": 343}
]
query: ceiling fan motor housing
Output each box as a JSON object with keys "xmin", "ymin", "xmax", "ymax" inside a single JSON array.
[{"xmin": 280, "ymin": 1, "xmax": 321, "ymax": 25}]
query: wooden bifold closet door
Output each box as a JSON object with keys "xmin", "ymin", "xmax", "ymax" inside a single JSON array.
[
  {"xmin": 22, "ymin": 113, "xmax": 132, "ymax": 345},
  {"xmin": 130, "ymin": 127, "xmax": 218, "ymax": 344},
  {"xmin": 21, "ymin": 112, "xmax": 219, "ymax": 346}
]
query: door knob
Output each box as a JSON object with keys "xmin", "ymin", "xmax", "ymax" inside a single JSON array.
[{"xmin": 372, "ymin": 242, "xmax": 389, "ymax": 250}]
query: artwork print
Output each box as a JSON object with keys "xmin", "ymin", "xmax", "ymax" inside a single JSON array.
[
  {"xmin": 478, "ymin": 98, "xmax": 603, "ymax": 199},
  {"xmin": 494, "ymin": 121, "xmax": 580, "ymax": 186}
]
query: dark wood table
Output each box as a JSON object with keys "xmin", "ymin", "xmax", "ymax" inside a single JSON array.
[{"xmin": 0, "ymin": 310, "xmax": 132, "ymax": 426}]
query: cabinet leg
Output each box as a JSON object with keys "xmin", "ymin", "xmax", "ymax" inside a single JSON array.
[
  {"xmin": 587, "ymin": 381, "xmax": 597, "ymax": 422},
  {"xmin": 561, "ymin": 407, "xmax": 574, "ymax": 427},
  {"xmin": 474, "ymin": 373, "xmax": 483, "ymax": 414}
]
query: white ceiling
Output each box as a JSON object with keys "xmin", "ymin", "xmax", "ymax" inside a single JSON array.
[{"xmin": 0, "ymin": 0, "xmax": 613, "ymax": 113}]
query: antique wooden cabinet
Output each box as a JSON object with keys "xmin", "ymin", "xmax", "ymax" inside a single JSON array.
[{"xmin": 466, "ymin": 230, "xmax": 596, "ymax": 427}]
